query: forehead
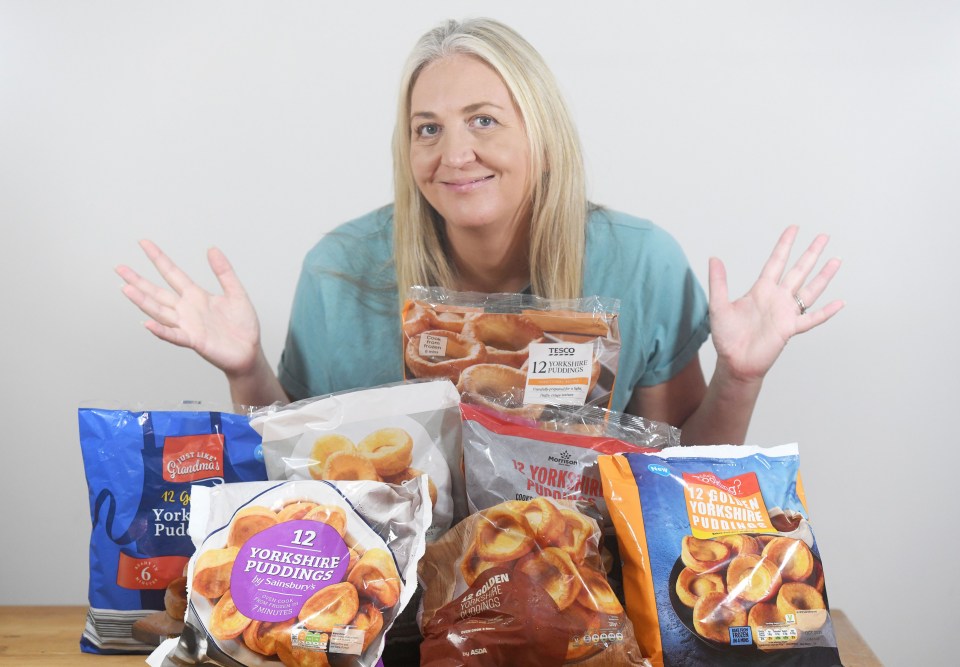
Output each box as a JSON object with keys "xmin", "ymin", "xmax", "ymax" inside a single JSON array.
[{"xmin": 410, "ymin": 53, "xmax": 516, "ymax": 114}]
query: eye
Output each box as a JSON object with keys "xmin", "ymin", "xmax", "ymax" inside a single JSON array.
[
  {"xmin": 415, "ymin": 123, "xmax": 440, "ymax": 139},
  {"xmin": 470, "ymin": 115, "xmax": 498, "ymax": 129}
]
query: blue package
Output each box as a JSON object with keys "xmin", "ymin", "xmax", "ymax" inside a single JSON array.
[{"xmin": 78, "ymin": 407, "xmax": 266, "ymax": 654}]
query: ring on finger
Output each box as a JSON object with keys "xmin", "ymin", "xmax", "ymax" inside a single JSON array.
[{"xmin": 794, "ymin": 294, "xmax": 807, "ymax": 315}]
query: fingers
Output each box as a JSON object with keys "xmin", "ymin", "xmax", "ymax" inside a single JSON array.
[
  {"xmin": 795, "ymin": 257, "xmax": 842, "ymax": 309},
  {"xmin": 707, "ymin": 257, "xmax": 729, "ymax": 309},
  {"xmin": 795, "ymin": 299, "xmax": 845, "ymax": 335},
  {"xmin": 115, "ymin": 264, "xmax": 177, "ymax": 309},
  {"xmin": 139, "ymin": 239, "xmax": 194, "ymax": 295},
  {"xmin": 119, "ymin": 281, "xmax": 179, "ymax": 327},
  {"xmin": 207, "ymin": 247, "xmax": 247, "ymax": 297},
  {"xmin": 781, "ymin": 233, "xmax": 830, "ymax": 294},
  {"xmin": 757, "ymin": 226, "xmax": 799, "ymax": 283},
  {"xmin": 143, "ymin": 319, "xmax": 194, "ymax": 349}
]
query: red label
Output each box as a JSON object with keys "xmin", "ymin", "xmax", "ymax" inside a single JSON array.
[
  {"xmin": 162, "ymin": 433, "xmax": 224, "ymax": 483},
  {"xmin": 117, "ymin": 553, "xmax": 189, "ymax": 590}
]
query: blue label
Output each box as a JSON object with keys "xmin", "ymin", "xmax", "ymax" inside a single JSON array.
[{"xmin": 647, "ymin": 463, "xmax": 671, "ymax": 477}]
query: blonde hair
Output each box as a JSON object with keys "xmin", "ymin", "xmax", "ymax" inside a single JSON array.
[{"xmin": 392, "ymin": 18, "xmax": 587, "ymax": 300}]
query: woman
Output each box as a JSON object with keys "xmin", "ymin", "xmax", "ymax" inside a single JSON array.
[{"xmin": 117, "ymin": 18, "xmax": 843, "ymax": 445}]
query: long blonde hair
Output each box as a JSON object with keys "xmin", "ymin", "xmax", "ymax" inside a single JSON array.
[{"xmin": 392, "ymin": 18, "xmax": 587, "ymax": 300}]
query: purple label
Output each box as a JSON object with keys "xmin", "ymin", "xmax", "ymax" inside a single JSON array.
[{"xmin": 229, "ymin": 520, "xmax": 349, "ymax": 622}]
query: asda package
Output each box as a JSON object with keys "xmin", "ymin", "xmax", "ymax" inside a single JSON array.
[
  {"xmin": 251, "ymin": 379, "xmax": 464, "ymax": 543},
  {"xmin": 419, "ymin": 498, "xmax": 651, "ymax": 666},
  {"xmin": 150, "ymin": 478, "xmax": 430, "ymax": 667},
  {"xmin": 79, "ymin": 406, "xmax": 265, "ymax": 653},
  {"xmin": 460, "ymin": 403, "xmax": 678, "ymax": 530},
  {"xmin": 599, "ymin": 445, "xmax": 842, "ymax": 667},
  {"xmin": 401, "ymin": 286, "xmax": 621, "ymax": 418}
]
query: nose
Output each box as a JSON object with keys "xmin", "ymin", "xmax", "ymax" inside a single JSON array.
[{"xmin": 439, "ymin": 126, "xmax": 476, "ymax": 169}]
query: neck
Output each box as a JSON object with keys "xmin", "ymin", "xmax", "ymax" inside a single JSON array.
[{"xmin": 444, "ymin": 218, "xmax": 531, "ymax": 294}]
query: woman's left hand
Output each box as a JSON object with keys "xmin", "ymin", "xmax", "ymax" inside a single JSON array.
[{"xmin": 708, "ymin": 226, "xmax": 844, "ymax": 383}]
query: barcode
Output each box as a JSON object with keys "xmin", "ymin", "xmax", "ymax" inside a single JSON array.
[{"xmin": 729, "ymin": 625, "xmax": 752, "ymax": 646}]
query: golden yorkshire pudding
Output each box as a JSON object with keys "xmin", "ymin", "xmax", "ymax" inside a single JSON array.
[
  {"xmin": 242, "ymin": 619, "xmax": 295, "ymax": 657},
  {"xmin": 748, "ymin": 602, "xmax": 787, "ymax": 647},
  {"xmin": 320, "ymin": 450, "xmax": 381, "ymax": 482},
  {"xmin": 276, "ymin": 500, "xmax": 320, "ymax": 523},
  {"xmin": 575, "ymin": 565, "xmax": 624, "ymax": 615},
  {"xmin": 405, "ymin": 329, "xmax": 487, "ymax": 383},
  {"xmin": 402, "ymin": 303, "xmax": 467, "ymax": 337},
  {"xmin": 726, "ymin": 554, "xmax": 782, "ymax": 603},
  {"xmin": 675, "ymin": 567, "xmax": 726, "ymax": 609},
  {"xmin": 461, "ymin": 313, "xmax": 545, "ymax": 368},
  {"xmin": 806, "ymin": 560, "xmax": 825, "ymax": 594},
  {"xmin": 457, "ymin": 363, "xmax": 545, "ymax": 420},
  {"xmin": 299, "ymin": 582, "xmax": 360, "ymax": 632},
  {"xmin": 459, "ymin": 542, "xmax": 513, "ymax": 587},
  {"xmin": 227, "ymin": 506, "xmax": 278, "ymax": 548},
  {"xmin": 762, "ymin": 537, "xmax": 815, "ymax": 582},
  {"xmin": 308, "ymin": 434, "xmax": 356, "ymax": 480},
  {"xmin": 352, "ymin": 602, "xmax": 385, "ymax": 651},
  {"xmin": 515, "ymin": 546, "xmax": 583, "ymax": 611},
  {"xmin": 545, "ymin": 509, "xmax": 596, "ymax": 563},
  {"xmin": 692, "ymin": 591, "xmax": 747, "ymax": 644},
  {"xmin": 517, "ymin": 497, "xmax": 565, "ymax": 546},
  {"xmin": 209, "ymin": 591, "xmax": 252, "ymax": 641},
  {"xmin": 384, "ymin": 467, "xmax": 438, "ymax": 508},
  {"xmin": 474, "ymin": 504, "xmax": 536, "ymax": 563},
  {"xmin": 680, "ymin": 536, "xmax": 731, "ymax": 574},
  {"xmin": 302, "ymin": 504, "xmax": 348, "ymax": 537},
  {"xmin": 164, "ymin": 576, "xmax": 188, "ymax": 620},
  {"xmin": 347, "ymin": 548, "xmax": 401, "ymax": 609},
  {"xmin": 776, "ymin": 582, "xmax": 826, "ymax": 622},
  {"xmin": 357, "ymin": 427, "xmax": 414, "ymax": 477},
  {"xmin": 716, "ymin": 533, "xmax": 761, "ymax": 558},
  {"xmin": 192, "ymin": 547, "xmax": 240, "ymax": 599}
]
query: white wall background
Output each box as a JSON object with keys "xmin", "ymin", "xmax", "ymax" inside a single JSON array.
[{"xmin": 2, "ymin": 1, "xmax": 957, "ymax": 664}]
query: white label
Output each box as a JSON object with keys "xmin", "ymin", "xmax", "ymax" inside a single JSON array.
[
  {"xmin": 419, "ymin": 333, "xmax": 448, "ymax": 358},
  {"xmin": 328, "ymin": 626, "xmax": 365, "ymax": 655},
  {"xmin": 524, "ymin": 342, "xmax": 594, "ymax": 406}
]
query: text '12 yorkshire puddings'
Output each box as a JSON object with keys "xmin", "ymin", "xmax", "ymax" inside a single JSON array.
[
  {"xmin": 147, "ymin": 479, "xmax": 429, "ymax": 667},
  {"xmin": 418, "ymin": 497, "xmax": 651, "ymax": 666},
  {"xmin": 402, "ymin": 287, "xmax": 621, "ymax": 419},
  {"xmin": 600, "ymin": 444, "xmax": 842, "ymax": 667}
]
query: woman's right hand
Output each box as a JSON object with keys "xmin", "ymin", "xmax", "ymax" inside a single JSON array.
[{"xmin": 116, "ymin": 240, "xmax": 263, "ymax": 378}]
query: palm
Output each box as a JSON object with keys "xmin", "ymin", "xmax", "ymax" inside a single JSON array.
[
  {"xmin": 708, "ymin": 227, "xmax": 844, "ymax": 383},
  {"xmin": 116, "ymin": 241, "xmax": 261, "ymax": 375}
]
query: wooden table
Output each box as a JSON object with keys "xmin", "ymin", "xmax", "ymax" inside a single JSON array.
[{"xmin": 0, "ymin": 606, "xmax": 882, "ymax": 665}]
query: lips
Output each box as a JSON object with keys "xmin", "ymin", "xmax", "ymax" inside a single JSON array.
[{"xmin": 440, "ymin": 174, "xmax": 495, "ymax": 192}]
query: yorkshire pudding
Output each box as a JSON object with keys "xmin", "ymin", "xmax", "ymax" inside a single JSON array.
[
  {"xmin": 460, "ymin": 543, "xmax": 512, "ymax": 587},
  {"xmin": 517, "ymin": 497, "xmax": 565, "ymax": 546},
  {"xmin": 716, "ymin": 533, "xmax": 761, "ymax": 558},
  {"xmin": 457, "ymin": 363, "xmax": 544, "ymax": 420},
  {"xmin": 275, "ymin": 500, "xmax": 319, "ymax": 523},
  {"xmin": 299, "ymin": 581, "xmax": 359, "ymax": 632},
  {"xmin": 680, "ymin": 536, "xmax": 731, "ymax": 574},
  {"xmin": 192, "ymin": 547, "xmax": 239, "ymax": 599},
  {"xmin": 575, "ymin": 565, "xmax": 624, "ymax": 615},
  {"xmin": 546, "ymin": 509, "xmax": 596, "ymax": 563},
  {"xmin": 474, "ymin": 505, "xmax": 536, "ymax": 563},
  {"xmin": 209, "ymin": 591, "xmax": 252, "ymax": 641},
  {"xmin": 726, "ymin": 554, "xmax": 782, "ymax": 603},
  {"xmin": 776, "ymin": 582, "xmax": 826, "ymax": 628},
  {"xmin": 405, "ymin": 329, "xmax": 486, "ymax": 383},
  {"xmin": 675, "ymin": 567, "xmax": 725, "ymax": 608},
  {"xmin": 227, "ymin": 506, "xmax": 278, "ymax": 548},
  {"xmin": 762, "ymin": 537, "xmax": 815, "ymax": 581},
  {"xmin": 347, "ymin": 548, "xmax": 401, "ymax": 609},
  {"xmin": 461, "ymin": 313, "xmax": 545, "ymax": 367},
  {"xmin": 515, "ymin": 546, "xmax": 583, "ymax": 611},
  {"xmin": 308, "ymin": 434, "xmax": 356, "ymax": 480},
  {"xmin": 402, "ymin": 303, "xmax": 467, "ymax": 337},
  {"xmin": 357, "ymin": 427, "xmax": 413, "ymax": 477},
  {"xmin": 692, "ymin": 591, "xmax": 746, "ymax": 644},
  {"xmin": 320, "ymin": 450, "xmax": 381, "ymax": 482},
  {"xmin": 748, "ymin": 602, "xmax": 788, "ymax": 647}
]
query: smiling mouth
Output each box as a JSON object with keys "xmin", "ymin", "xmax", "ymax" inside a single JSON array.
[{"xmin": 443, "ymin": 175, "xmax": 495, "ymax": 186}]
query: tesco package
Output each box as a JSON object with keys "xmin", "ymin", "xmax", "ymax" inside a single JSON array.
[
  {"xmin": 461, "ymin": 403, "xmax": 679, "ymax": 529},
  {"xmin": 250, "ymin": 379, "xmax": 464, "ymax": 543},
  {"xmin": 418, "ymin": 498, "xmax": 650, "ymax": 666},
  {"xmin": 78, "ymin": 406, "xmax": 266, "ymax": 653},
  {"xmin": 401, "ymin": 286, "xmax": 621, "ymax": 418},
  {"xmin": 149, "ymin": 478, "xmax": 430, "ymax": 667},
  {"xmin": 599, "ymin": 445, "xmax": 841, "ymax": 667}
]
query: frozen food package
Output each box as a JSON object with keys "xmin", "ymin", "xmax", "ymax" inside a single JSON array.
[
  {"xmin": 460, "ymin": 403, "xmax": 678, "ymax": 530},
  {"xmin": 150, "ymin": 478, "xmax": 430, "ymax": 667},
  {"xmin": 401, "ymin": 286, "xmax": 621, "ymax": 418},
  {"xmin": 79, "ymin": 406, "xmax": 266, "ymax": 653},
  {"xmin": 251, "ymin": 379, "xmax": 464, "ymax": 543},
  {"xmin": 419, "ymin": 498, "xmax": 651, "ymax": 666},
  {"xmin": 599, "ymin": 445, "xmax": 842, "ymax": 667}
]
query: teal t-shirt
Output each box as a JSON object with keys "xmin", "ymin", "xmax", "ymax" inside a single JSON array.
[{"xmin": 278, "ymin": 205, "xmax": 709, "ymax": 413}]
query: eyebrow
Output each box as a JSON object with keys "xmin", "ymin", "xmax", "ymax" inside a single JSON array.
[{"xmin": 410, "ymin": 102, "xmax": 505, "ymax": 122}]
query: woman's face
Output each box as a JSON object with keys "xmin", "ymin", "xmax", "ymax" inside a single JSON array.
[{"xmin": 409, "ymin": 54, "xmax": 531, "ymax": 236}]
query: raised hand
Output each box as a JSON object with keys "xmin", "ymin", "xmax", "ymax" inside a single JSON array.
[
  {"xmin": 707, "ymin": 226, "xmax": 844, "ymax": 383},
  {"xmin": 116, "ymin": 241, "xmax": 262, "ymax": 377}
]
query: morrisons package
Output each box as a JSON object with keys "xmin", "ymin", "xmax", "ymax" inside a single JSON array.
[
  {"xmin": 600, "ymin": 445, "xmax": 842, "ymax": 667},
  {"xmin": 78, "ymin": 406, "xmax": 265, "ymax": 653}
]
